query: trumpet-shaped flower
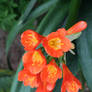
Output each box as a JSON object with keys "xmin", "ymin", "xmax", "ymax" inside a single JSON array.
[
  {"xmin": 18, "ymin": 69, "xmax": 40, "ymax": 88},
  {"xmin": 41, "ymin": 59, "xmax": 62, "ymax": 84},
  {"xmin": 23, "ymin": 49, "xmax": 46, "ymax": 74},
  {"xmin": 21, "ymin": 30, "xmax": 43, "ymax": 51},
  {"xmin": 42, "ymin": 31, "xmax": 72, "ymax": 57},
  {"xmin": 61, "ymin": 63, "xmax": 82, "ymax": 92}
]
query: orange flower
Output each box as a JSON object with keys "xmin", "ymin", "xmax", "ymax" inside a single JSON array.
[
  {"xmin": 21, "ymin": 30, "xmax": 43, "ymax": 51},
  {"xmin": 66, "ymin": 21, "xmax": 87, "ymax": 35},
  {"xmin": 41, "ymin": 59, "xmax": 62, "ymax": 84},
  {"xmin": 23, "ymin": 49, "xmax": 46, "ymax": 74},
  {"xmin": 61, "ymin": 63, "xmax": 82, "ymax": 92},
  {"xmin": 42, "ymin": 31, "xmax": 72, "ymax": 57},
  {"xmin": 18, "ymin": 69, "xmax": 40, "ymax": 88}
]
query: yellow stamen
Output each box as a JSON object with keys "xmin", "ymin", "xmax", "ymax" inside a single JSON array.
[
  {"xmin": 67, "ymin": 81, "xmax": 78, "ymax": 92},
  {"xmin": 27, "ymin": 34, "xmax": 38, "ymax": 46},
  {"xmin": 28, "ymin": 77, "xmax": 35, "ymax": 83},
  {"xmin": 48, "ymin": 65, "xmax": 57, "ymax": 78},
  {"xmin": 32, "ymin": 51, "xmax": 43, "ymax": 66},
  {"xmin": 48, "ymin": 38, "xmax": 64, "ymax": 50},
  {"xmin": 67, "ymin": 30, "xmax": 72, "ymax": 33},
  {"xmin": 71, "ymin": 43, "xmax": 75, "ymax": 49},
  {"xmin": 28, "ymin": 34, "xmax": 33, "ymax": 36}
]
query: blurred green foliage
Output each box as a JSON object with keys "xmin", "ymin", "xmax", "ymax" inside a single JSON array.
[
  {"xmin": 0, "ymin": 0, "xmax": 30, "ymax": 31},
  {"xmin": 0, "ymin": 0, "xmax": 92, "ymax": 92}
]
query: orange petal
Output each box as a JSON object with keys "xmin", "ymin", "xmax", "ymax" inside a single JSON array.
[
  {"xmin": 18, "ymin": 69, "xmax": 39, "ymax": 88},
  {"xmin": 18, "ymin": 69, "xmax": 26, "ymax": 81},
  {"xmin": 66, "ymin": 21, "xmax": 87, "ymax": 35}
]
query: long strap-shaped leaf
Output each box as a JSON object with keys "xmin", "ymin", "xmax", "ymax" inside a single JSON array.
[
  {"xmin": 20, "ymin": 0, "xmax": 37, "ymax": 22},
  {"xmin": 76, "ymin": 5, "xmax": 92, "ymax": 91},
  {"xmin": 10, "ymin": 61, "xmax": 23, "ymax": 92},
  {"xmin": 19, "ymin": 84, "xmax": 36, "ymax": 92},
  {"xmin": 27, "ymin": 0, "xmax": 58, "ymax": 21},
  {"xmin": 20, "ymin": 0, "xmax": 59, "ymax": 32},
  {"xmin": 65, "ymin": 0, "xmax": 81, "ymax": 29},
  {"xmin": 36, "ymin": 2, "xmax": 68, "ymax": 35}
]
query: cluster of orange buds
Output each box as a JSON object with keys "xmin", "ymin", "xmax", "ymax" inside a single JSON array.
[{"xmin": 18, "ymin": 21, "xmax": 87, "ymax": 92}]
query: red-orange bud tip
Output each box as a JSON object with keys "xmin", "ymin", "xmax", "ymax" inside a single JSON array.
[{"xmin": 66, "ymin": 21, "xmax": 87, "ymax": 35}]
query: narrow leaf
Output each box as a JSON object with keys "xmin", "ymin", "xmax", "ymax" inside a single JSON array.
[
  {"xmin": 10, "ymin": 61, "xmax": 23, "ymax": 92},
  {"xmin": 36, "ymin": 2, "xmax": 69, "ymax": 35}
]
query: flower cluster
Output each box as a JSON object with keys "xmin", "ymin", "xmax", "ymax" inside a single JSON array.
[{"xmin": 18, "ymin": 21, "xmax": 87, "ymax": 92}]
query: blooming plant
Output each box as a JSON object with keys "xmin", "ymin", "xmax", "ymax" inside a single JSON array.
[{"xmin": 18, "ymin": 21, "xmax": 87, "ymax": 92}]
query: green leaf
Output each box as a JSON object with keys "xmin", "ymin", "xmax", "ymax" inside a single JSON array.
[
  {"xmin": 77, "ymin": 32, "xmax": 92, "ymax": 91},
  {"xmin": 66, "ymin": 32, "xmax": 82, "ymax": 41},
  {"xmin": 10, "ymin": 61, "xmax": 23, "ymax": 92},
  {"xmin": 65, "ymin": 0, "xmax": 81, "ymax": 29},
  {"xmin": 0, "ymin": 76, "xmax": 13, "ymax": 92},
  {"xmin": 19, "ymin": 84, "xmax": 36, "ymax": 92},
  {"xmin": 74, "ymin": 1, "xmax": 92, "ymax": 91},
  {"xmin": 36, "ymin": 2, "xmax": 69, "ymax": 35},
  {"xmin": 66, "ymin": 52, "xmax": 81, "ymax": 75},
  {"xmin": 0, "ymin": 69, "xmax": 14, "ymax": 77},
  {"xmin": 20, "ymin": 0, "xmax": 37, "ymax": 21},
  {"xmin": 28, "ymin": 0, "xmax": 58, "ymax": 19},
  {"xmin": 21, "ymin": 0, "xmax": 59, "ymax": 32}
]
